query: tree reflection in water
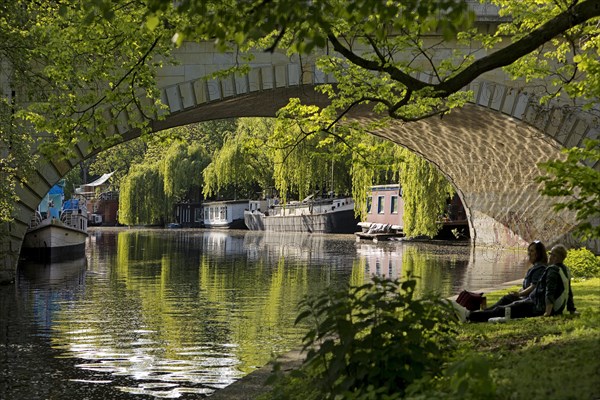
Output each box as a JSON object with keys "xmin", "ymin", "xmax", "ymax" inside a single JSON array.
[{"xmin": 2, "ymin": 229, "xmax": 528, "ymax": 399}]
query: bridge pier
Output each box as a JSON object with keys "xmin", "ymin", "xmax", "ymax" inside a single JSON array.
[{"xmin": 0, "ymin": 222, "xmax": 21, "ymax": 284}]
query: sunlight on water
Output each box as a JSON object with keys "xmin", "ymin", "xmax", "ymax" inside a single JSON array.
[{"xmin": 1, "ymin": 229, "xmax": 529, "ymax": 399}]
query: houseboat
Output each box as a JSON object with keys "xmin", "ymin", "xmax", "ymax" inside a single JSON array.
[
  {"xmin": 74, "ymin": 172, "xmax": 119, "ymax": 226},
  {"xmin": 173, "ymin": 202, "xmax": 203, "ymax": 228},
  {"xmin": 21, "ymin": 183, "xmax": 88, "ymax": 262},
  {"xmin": 355, "ymin": 184, "xmax": 468, "ymax": 242},
  {"xmin": 244, "ymin": 195, "xmax": 359, "ymax": 234},
  {"xmin": 202, "ymin": 199, "xmax": 248, "ymax": 229}
]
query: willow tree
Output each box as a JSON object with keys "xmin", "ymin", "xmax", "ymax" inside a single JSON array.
[
  {"xmin": 203, "ymin": 118, "xmax": 275, "ymax": 199},
  {"xmin": 162, "ymin": 142, "xmax": 210, "ymax": 201},
  {"xmin": 118, "ymin": 163, "xmax": 166, "ymax": 226},
  {"xmin": 270, "ymin": 107, "xmax": 356, "ymax": 203},
  {"xmin": 119, "ymin": 137, "xmax": 212, "ymax": 226},
  {"xmin": 397, "ymin": 149, "xmax": 455, "ymax": 237}
]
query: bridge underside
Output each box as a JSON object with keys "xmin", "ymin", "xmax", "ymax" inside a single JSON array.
[
  {"xmin": 0, "ymin": 86, "xmax": 586, "ymax": 280},
  {"xmin": 141, "ymin": 88, "xmax": 582, "ymax": 251},
  {"xmin": 369, "ymin": 105, "xmax": 577, "ymax": 247}
]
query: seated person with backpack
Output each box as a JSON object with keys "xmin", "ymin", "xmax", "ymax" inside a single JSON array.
[
  {"xmin": 453, "ymin": 244, "xmax": 576, "ymax": 323},
  {"xmin": 487, "ymin": 240, "xmax": 548, "ymax": 309}
]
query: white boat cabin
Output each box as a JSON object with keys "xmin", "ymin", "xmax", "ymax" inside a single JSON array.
[{"xmin": 202, "ymin": 200, "xmax": 248, "ymax": 229}]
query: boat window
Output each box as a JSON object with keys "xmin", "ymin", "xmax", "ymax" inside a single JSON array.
[
  {"xmin": 367, "ymin": 196, "xmax": 373, "ymax": 214},
  {"xmin": 391, "ymin": 196, "xmax": 399, "ymax": 214},
  {"xmin": 377, "ymin": 196, "xmax": 385, "ymax": 214}
]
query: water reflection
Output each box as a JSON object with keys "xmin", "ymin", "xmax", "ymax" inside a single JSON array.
[
  {"xmin": 17, "ymin": 257, "xmax": 88, "ymax": 332},
  {"xmin": 357, "ymin": 240, "xmax": 527, "ymax": 296},
  {"xmin": 0, "ymin": 229, "xmax": 530, "ymax": 399}
]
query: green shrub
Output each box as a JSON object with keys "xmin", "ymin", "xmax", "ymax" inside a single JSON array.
[
  {"xmin": 565, "ymin": 247, "xmax": 600, "ymax": 278},
  {"xmin": 288, "ymin": 277, "xmax": 458, "ymax": 399}
]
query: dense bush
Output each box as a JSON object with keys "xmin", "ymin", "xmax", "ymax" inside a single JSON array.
[
  {"xmin": 271, "ymin": 277, "xmax": 459, "ymax": 399},
  {"xmin": 565, "ymin": 247, "xmax": 600, "ymax": 278}
]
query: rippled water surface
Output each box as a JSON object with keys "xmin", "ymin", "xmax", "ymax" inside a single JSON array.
[{"xmin": 1, "ymin": 229, "xmax": 530, "ymax": 399}]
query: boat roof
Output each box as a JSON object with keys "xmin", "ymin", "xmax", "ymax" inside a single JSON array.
[
  {"xmin": 202, "ymin": 199, "xmax": 250, "ymax": 205},
  {"xmin": 85, "ymin": 171, "xmax": 115, "ymax": 187}
]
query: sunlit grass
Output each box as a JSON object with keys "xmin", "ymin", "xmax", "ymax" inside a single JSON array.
[{"xmin": 456, "ymin": 278, "xmax": 600, "ymax": 400}]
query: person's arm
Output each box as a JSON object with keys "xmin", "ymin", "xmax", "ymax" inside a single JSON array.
[
  {"xmin": 518, "ymin": 284, "xmax": 535, "ymax": 297},
  {"xmin": 515, "ymin": 265, "xmax": 543, "ymax": 297},
  {"xmin": 543, "ymin": 267, "xmax": 560, "ymax": 317}
]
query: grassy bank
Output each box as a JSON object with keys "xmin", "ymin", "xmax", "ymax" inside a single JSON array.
[
  {"xmin": 456, "ymin": 278, "xmax": 600, "ymax": 399},
  {"xmin": 260, "ymin": 278, "xmax": 600, "ymax": 399}
]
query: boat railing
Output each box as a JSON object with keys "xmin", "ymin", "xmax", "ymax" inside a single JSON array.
[
  {"xmin": 29, "ymin": 211, "xmax": 43, "ymax": 229},
  {"xmin": 60, "ymin": 209, "xmax": 75, "ymax": 228},
  {"xmin": 265, "ymin": 197, "xmax": 354, "ymax": 216},
  {"xmin": 60, "ymin": 206, "xmax": 87, "ymax": 230}
]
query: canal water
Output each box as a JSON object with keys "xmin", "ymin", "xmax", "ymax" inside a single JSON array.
[{"xmin": 1, "ymin": 228, "xmax": 529, "ymax": 399}]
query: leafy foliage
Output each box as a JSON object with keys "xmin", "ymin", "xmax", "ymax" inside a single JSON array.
[
  {"xmin": 118, "ymin": 162, "xmax": 167, "ymax": 226},
  {"xmin": 495, "ymin": 0, "xmax": 600, "ymax": 107},
  {"xmin": 538, "ymin": 139, "xmax": 600, "ymax": 241},
  {"xmin": 565, "ymin": 247, "xmax": 600, "ymax": 279},
  {"xmin": 0, "ymin": 0, "xmax": 176, "ymax": 223},
  {"xmin": 292, "ymin": 277, "xmax": 457, "ymax": 399},
  {"xmin": 202, "ymin": 118, "xmax": 275, "ymax": 199},
  {"xmin": 0, "ymin": 97, "xmax": 36, "ymax": 223},
  {"xmin": 398, "ymin": 148, "xmax": 455, "ymax": 238}
]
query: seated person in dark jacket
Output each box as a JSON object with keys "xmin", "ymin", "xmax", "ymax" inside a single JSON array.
[
  {"xmin": 486, "ymin": 240, "xmax": 548, "ymax": 309},
  {"xmin": 457, "ymin": 244, "xmax": 575, "ymax": 323}
]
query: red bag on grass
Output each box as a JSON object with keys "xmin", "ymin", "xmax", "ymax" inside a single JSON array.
[{"xmin": 456, "ymin": 290, "xmax": 486, "ymax": 311}]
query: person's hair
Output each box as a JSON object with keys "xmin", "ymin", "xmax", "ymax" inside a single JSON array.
[
  {"xmin": 550, "ymin": 244, "xmax": 568, "ymax": 263},
  {"xmin": 529, "ymin": 241, "xmax": 548, "ymax": 264}
]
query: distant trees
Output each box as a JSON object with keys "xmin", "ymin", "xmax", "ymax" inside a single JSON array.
[
  {"xmin": 202, "ymin": 118, "xmax": 276, "ymax": 200},
  {"xmin": 117, "ymin": 123, "xmax": 229, "ymax": 226},
  {"xmin": 202, "ymin": 116, "xmax": 453, "ymax": 238}
]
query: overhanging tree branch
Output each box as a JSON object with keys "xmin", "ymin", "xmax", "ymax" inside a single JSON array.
[
  {"xmin": 327, "ymin": 0, "xmax": 600, "ymax": 99},
  {"xmin": 437, "ymin": 0, "xmax": 600, "ymax": 95}
]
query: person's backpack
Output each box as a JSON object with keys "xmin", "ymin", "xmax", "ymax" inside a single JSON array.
[
  {"xmin": 456, "ymin": 290, "xmax": 486, "ymax": 311},
  {"xmin": 552, "ymin": 265, "xmax": 571, "ymax": 314}
]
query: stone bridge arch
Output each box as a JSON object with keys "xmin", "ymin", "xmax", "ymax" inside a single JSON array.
[{"xmin": 2, "ymin": 53, "xmax": 598, "ymax": 278}]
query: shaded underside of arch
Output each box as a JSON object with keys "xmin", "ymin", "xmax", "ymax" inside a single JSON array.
[{"xmin": 363, "ymin": 105, "xmax": 578, "ymax": 247}]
